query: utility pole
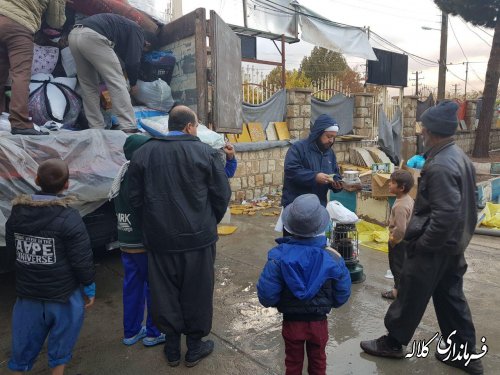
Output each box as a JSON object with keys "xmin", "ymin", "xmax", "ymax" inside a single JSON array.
[
  {"xmin": 452, "ymin": 83, "xmax": 460, "ymax": 98},
  {"xmin": 437, "ymin": 11, "xmax": 448, "ymax": 101},
  {"xmin": 463, "ymin": 61, "xmax": 469, "ymax": 98},
  {"xmin": 171, "ymin": 0, "xmax": 182, "ymax": 21},
  {"xmin": 410, "ymin": 71, "xmax": 423, "ymax": 96},
  {"xmin": 242, "ymin": 0, "xmax": 248, "ymax": 28}
]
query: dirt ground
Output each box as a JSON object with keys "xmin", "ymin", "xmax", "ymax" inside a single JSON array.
[{"xmin": 0, "ymin": 214, "xmax": 499, "ymax": 374}]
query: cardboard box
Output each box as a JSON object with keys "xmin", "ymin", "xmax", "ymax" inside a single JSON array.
[
  {"xmin": 371, "ymin": 166, "xmax": 420, "ymax": 199},
  {"xmin": 401, "ymin": 164, "xmax": 420, "ymax": 200},
  {"xmin": 371, "ymin": 173, "xmax": 394, "ymax": 198}
]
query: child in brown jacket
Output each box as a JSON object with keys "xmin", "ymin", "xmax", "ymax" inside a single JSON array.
[{"xmin": 382, "ymin": 170, "xmax": 414, "ymax": 300}]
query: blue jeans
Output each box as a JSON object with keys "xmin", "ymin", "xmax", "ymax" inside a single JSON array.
[
  {"xmin": 9, "ymin": 289, "xmax": 85, "ymax": 371},
  {"xmin": 122, "ymin": 252, "xmax": 160, "ymax": 338}
]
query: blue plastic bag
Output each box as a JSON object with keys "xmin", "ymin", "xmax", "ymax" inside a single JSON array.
[{"xmin": 407, "ymin": 154, "xmax": 425, "ymax": 169}]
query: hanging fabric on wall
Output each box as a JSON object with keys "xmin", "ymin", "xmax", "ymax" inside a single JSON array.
[
  {"xmin": 377, "ymin": 105, "xmax": 402, "ymax": 165},
  {"xmin": 311, "ymin": 93, "xmax": 354, "ymax": 135},
  {"xmin": 242, "ymin": 89, "xmax": 287, "ymax": 130}
]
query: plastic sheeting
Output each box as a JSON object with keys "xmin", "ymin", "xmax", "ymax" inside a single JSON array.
[
  {"xmin": 377, "ymin": 105, "xmax": 402, "ymax": 165},
  {"xmin": 416, "ymin": 93, "xmax": 434, "ymax": 122},
  {"xmin": 296, "ymin": 3, "xmax": 377, "ymax": 61},
  {"xmin": 480, "ymin": 202, "xmax": 500, "ymax": 229},
  {"xmin": 0, "ymin": 130, "xmax": 127, "ymax": 246},
  {"xmin": 311, "ymin": 94, "xmax": 354, "ymax": 135},
  {"xmin": 242, "ymin": 89, "xmax": 287, "ymax": 130},
  {"xmin": 242, "ymin": 0, "xmax": 377, "ymax": 60},
  {"xmin": 356, "ymin": 220, "xmax": 389, "ymax": 253}
]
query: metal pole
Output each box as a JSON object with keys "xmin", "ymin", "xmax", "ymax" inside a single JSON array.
[
  {"xmin": 437, "ymin": 12, "xmax": 448, "ymax": 101},
  {"xmin": 281, "ymin": 34, "xmax": 286, "ymax": 89}
]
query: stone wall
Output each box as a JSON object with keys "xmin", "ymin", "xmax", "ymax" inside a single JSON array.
[
  {"xmin": 230, "ymin": 92, "xmax": 500, "ymax": 202},
  {"xmin": 229, "ymin": 147, "xmax": 287, "ymax": 202},
  {"xmin": 402, "ymin": 96, "xmax": 418, "ymax": 162},
  {"xmin": 353, "ymin": 93, "xmax": 374, "ymax": 138},
  {"xmin": 230, "ymin": 89, "xmax": 375, "ymax": 202},
  {"xmin": 455, "ymin": 128, "xmax": 500, "ymax": 154}
]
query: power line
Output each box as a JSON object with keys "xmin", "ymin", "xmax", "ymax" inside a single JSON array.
[
  {"xmin": 449, "ymin": 19, "xmax": 468, "ymax": 62},
  {"xmin": 326, "ymin": 0, "xmax": 436, "ymax": 24},
  {"xmin": 460, "ymin": 19, "xmax": 492, "ymax": 47},
  {"xmin": 470, "ymin": 66, "xmax": 485, "ymax": 84},
  {"xmin": 477, "ymin": 26, "xmax": 493, "ymax": 38},
  {"xmin": 369, "ymin": 32, "xmax": 438, "ymax": 66}
]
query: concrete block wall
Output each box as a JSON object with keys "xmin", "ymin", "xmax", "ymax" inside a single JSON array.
[
  {"xmin": 402, "ymin": 96, "xmax": 418, "ymax": 161},
  {"xmin": 287, "ymin": 88, "xmax": 313, "ymax": 140},
  {"xmin": 455, "ymin": 128, "xmax": 500, "ymax": 154},
  {"xmin": 353, "ymin": 93, "xmax": 374, "ymax": 138},
  {"xmin": 229, "ymin": 147, "xmax": 288, "ymax": 202}
]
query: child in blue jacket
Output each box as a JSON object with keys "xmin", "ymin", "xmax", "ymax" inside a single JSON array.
[{"xmin": 257, "ymin": 194, "xmax": 351, "ymax": 375}]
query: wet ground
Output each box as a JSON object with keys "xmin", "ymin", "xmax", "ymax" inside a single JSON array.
[{"xmin": 0, "ymin": 214, "xmax": 499, "ymax": 374}]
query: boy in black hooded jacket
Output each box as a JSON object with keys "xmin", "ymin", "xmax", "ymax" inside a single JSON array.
[{"xmin": 5, "ymin": 159, "xmax": 95, "ymax": 375}]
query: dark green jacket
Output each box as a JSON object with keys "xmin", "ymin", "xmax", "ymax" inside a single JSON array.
[{"xmin": 114, "ymin": 134, "xmax": 150, "ymax": 249}]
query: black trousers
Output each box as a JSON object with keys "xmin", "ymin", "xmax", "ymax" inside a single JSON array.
[
  {"xmin": 148, "ymin": 244, "xmax": 216, "ymax": 339},
  {"xmin": 388, "ymin": 242, "xmax": 405, "ymax": 290},
  {"xmin": 385, "ymin": 247, "xmax": 477, "ymax": 349}
]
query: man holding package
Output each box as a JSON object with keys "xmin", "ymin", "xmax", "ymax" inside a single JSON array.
[
  {"xmin": 360, "ymin": 101, "xmax": 483, "ymax": 374},
  {"xmin": 0, "ymin": 0, "xmax": 66, "ymax": 135},
  {"xmin": 68, "ymin": 13, "xmax": 157, "ymax": 131},
  {"xmin": 281, "ymin": 114, "xmax": 343, "ymax": 234}
]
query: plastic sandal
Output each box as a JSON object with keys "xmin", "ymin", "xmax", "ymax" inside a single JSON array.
[
  {"xmin": 122, "ymin": 326, "xmax": 147, "ymax": 346},
  {"xmin": 143, "ymin": 333, "xmax": 166, "ymax": 347}
]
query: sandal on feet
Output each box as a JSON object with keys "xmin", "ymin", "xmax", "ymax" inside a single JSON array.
[
  {"xmin": 143, "ymin": 333, "xmax": 166, "ymax": 347},
  {"xmin": 381, "ymin": 290, "xmax": 396, "ymax": 300}
]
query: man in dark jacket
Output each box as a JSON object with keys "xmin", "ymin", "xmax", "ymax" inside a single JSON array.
[
  {"xmin": 360, "ymin": 101, "xmax": 484, "ymax": 375},
  {"xmin": 257, "ymin": 194, "xmax": 351, "ymax": 375},
  {"xmin": 128, "ymin": 105, "xmax": 231, "ymax": 368},
  {"xmin": 5, "ymin": 158, "xmax": 95, "ymax": 374},
  {"xmin": 68, "ymin": 13, "xmax": 157, "ymax": 131},
  {"xmin": 282, "ymin": 114, "xmax": 343, "ymax": 210}
]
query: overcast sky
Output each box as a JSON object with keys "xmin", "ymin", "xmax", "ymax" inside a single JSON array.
[{"xmin": 181, "ymin": 0, "xmax": 494, "ymax": 96}]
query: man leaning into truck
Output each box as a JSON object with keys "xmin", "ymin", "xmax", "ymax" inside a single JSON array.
[{"xmin": 0, "ymin": 0, "xmax": 67, "ymax": 135}]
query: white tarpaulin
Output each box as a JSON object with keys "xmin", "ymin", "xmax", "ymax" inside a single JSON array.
[
  {"xmin": 243, "ymin": 0, "xmax": 376, "ymax": 61},
  {"xmin": 0, "ymin": 130, "xmax": 127, "ymax": 246},
  {"xmin": 296, "ymin": 3, "xmax": 377, "ymax": 61}
]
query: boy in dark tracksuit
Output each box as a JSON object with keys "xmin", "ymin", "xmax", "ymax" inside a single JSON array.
[
  {"xmin": 257, "ymin": 194, "xmax": 351, "ymax": 375},
  {"xmin": 109, "ymin": 134, "xmax": 164, "ymax": 347},
  {"xmin": 6, "ymin": 159, "xmax": 95, "ymax": 375}
]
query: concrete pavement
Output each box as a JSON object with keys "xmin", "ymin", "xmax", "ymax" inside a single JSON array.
[{"xmin": 0, "ymin": 214, "xmax": 498, "ymax": 374}]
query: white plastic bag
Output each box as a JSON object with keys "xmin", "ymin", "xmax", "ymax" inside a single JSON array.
[
  {"xmin": 197, "ymin": 124, "xmax": 225, "ymax": 149},
  {"xmin": 61, "ymin": 47, "xmax": 77, "ymax": 77},
  {"xmin": 135, "ymin": 79, "xmax": 174, "ymax": 112},
  {"xmin": 326, "ymin": 201, "xmax": 359, "ymax": 224},
  {"xmin": 139, "ymin": 115, "xmax": 169, "ymax": 136},
  {"xmin": 274, "ymin": 207, "xmax": 284, "ymax": 232}
]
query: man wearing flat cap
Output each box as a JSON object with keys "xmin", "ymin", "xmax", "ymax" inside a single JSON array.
[
  {"xmin": 281, "ymin": 114, "xmax": 343, "ymax": 234},
  {"xmin": 360, "ymin": 101, "xmax": 483, "ymax": 374}
]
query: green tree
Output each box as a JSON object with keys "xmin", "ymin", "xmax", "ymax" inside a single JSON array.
[
  {"xmin": 299, "ymin": 47, "xmax": 349, "ymax": 83},
  {"xmin": 434, "ymin": 0, "xmax": 500, "ymax": 157}
]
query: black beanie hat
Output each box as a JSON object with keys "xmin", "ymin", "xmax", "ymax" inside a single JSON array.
[{"xmin": 420, "ymin": 100, "xmax": 459, "ymax": 136}]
